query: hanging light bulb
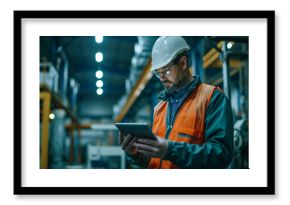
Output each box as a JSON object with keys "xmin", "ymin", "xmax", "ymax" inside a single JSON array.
[
  {"xmin": 96, "ymin": 88, "xmax": 103, "ymax": 95},
  {"xmin": 95, "ymin": 70, "xmax": 103, "ymax": 79},
  {"xmin": 96, "ymin": 80, "xmax": 103, "ymax": 88},
  {"xmin": 95, "ymin": 36, "xmax": 103, "ymax": 43},
  {"xmin": 95, "ymin": 52, "xmax": 103, "ymax": 62}
]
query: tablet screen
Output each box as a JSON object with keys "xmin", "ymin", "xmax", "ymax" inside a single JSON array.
[{"xmin": 115, "ymin": 123, "xmax": 157, "ymax": 140}]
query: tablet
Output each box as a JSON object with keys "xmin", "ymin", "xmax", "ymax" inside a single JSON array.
[{"xmin": 115, "ymin": 123, "xmax": 157, "ymax": 141}]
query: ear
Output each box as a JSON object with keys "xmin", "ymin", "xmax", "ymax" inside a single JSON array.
[{"xmin": 179, "ymin": 56, "xmax": 188, "ymax": 70}]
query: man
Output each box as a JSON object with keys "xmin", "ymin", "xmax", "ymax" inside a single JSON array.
[{"xmin": 119, "ymin": 36, "xmax": 233, "ymax": 169}]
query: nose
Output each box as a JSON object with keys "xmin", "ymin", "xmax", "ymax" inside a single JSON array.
[{"xmin": 159, "ymin": 74, "xmax": 167, "ymax": 81}]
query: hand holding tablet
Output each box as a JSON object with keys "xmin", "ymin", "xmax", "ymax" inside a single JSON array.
[{"xmin": 116, "ymin": 123, "xmax": 168, "ymax": 159}]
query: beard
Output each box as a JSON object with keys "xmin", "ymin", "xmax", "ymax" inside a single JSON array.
[
  {"xmin": 165, "ymin": 85, "xmax": 177, "ymax": 94},
  {"xmin": 162, "ymin": 80, "xmax": 179, "ymax": 94}
]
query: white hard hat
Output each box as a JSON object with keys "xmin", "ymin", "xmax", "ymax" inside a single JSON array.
[{"xmin": 151, "ymin": 36, "xmax": 190, "ymax": 71}]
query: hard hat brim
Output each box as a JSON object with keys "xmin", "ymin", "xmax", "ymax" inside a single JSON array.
[{"xmin": 151, "ymin": 47, "xmax": 190, "ymax": 71}]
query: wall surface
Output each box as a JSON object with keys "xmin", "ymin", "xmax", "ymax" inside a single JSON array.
[{"xmin": 0, "ymin": 0, "xmax": 288, "ymax": 204}]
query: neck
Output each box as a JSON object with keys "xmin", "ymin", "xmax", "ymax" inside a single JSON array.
[
  {"xmin": 183, "ymin": 74, "xmax": 194, "ymax": 86},
  {"xmin": 174, "ymin": 74, "xmax": 193, "ymax": 93},
  {"xmin": 177, "ymin": 73, "xmax": 193, "ymax": 90}
]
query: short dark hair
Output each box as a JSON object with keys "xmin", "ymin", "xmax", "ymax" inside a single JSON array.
[{"xmin": 172, "ymin": 50, "xmax": 189, "ymax": 66}]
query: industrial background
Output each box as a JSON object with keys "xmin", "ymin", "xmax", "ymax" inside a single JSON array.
[{"xmin": 39, "ymin": 36, "xmax": 249, "ymax": 169}]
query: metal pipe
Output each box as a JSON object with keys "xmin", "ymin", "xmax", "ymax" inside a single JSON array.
[
  {"xmin": 77, "ymin": 128, "xmax": 82, "ymax": 163},
  {"xmin": 70, "ymin": 79, "xmax": 79, "ymax": 114},
  {"xmin": 57, "ymin": 46, "xmax": 69, "ymax": 106},
  {"xmin": 74, "ymin": 129, "xmax": 79, "ymax": 165},
  {"xmin": 69, "ymin": 127, "xmax": 74, "ymax": 164},
  {"xmin": 242, "ymin": 43, "xmax": 249, "ymax": 118},
  {"xmin": 40, "ymin": 92, "xmax": 51, "ymax": 169},
  {"xmin": 191, "ymin": 38, "xmax": 205, "ymax": 81},
  {"xmin": 50, "ymin": 109, "xmax": 66, "ymax": 168},
  {"xmin": 222, "ymin": 41, "xmax": 232, "ymax": 100}
]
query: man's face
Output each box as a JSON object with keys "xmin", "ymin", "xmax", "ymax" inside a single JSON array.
[
  {"xmin": 154, "ymin": 56, "xmax": 187, "ymax": 94},
  {"xmin": 159, "ymin": 65, "xmax": 181, "ymax": 94}
]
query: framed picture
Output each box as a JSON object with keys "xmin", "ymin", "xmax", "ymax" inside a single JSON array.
[{"xmin": 14, "ymin": 10, "xmax": 275, "ymax": 195}]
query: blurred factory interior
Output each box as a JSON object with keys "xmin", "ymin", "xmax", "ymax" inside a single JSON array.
[{"xmin": 40, "ymin": 36, "xmax": 249, "ymax": 169}]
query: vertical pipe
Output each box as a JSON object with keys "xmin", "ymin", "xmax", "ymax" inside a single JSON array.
[
  {"xmin": 57, "ymin": 47, "xmax": 69, "ymax": 106},
  {"xmin": 74, "ymin": 129, "xmax": 79, "ymax": 164},
  {"xmin": 50, "ymin": 109, "xmax": 66, "ymax": 169},
  {"xmin": 238, "ymin": 67, "xmax": 243, "ymax": 115},
  {"xmin": 61, "ymin": 51, "xmax": 69, "ymax": 106},
  {"xmin": 191, "ymin": 47, "xmax": 197, "ymax": 76},
  {"xmin": 71, "ymin": 83, "xmax": 79, "ymax": 114},
  {"xmin": 69, "ymin": 127, "xmax": 74, "ymax": 164},
  {"xmin": 222, "ymin": 41, "xmax": 232, "ymax": 100},
  {"xmin": 77, "ymin": 127, "xmax": 82, "ymax": 163},
  {"xmin": 192, "ymin": 38, "xmax": 205, "ymax": 82},
  {"xmin": 40, "ymin": 92, "xmax": 51, "ymax": 169},
  {"xmin": 243, "ymin": 44, "xmax": 249, "ymax": 118},
  {"xmin": 87, "ymin": 144, "xmax": 91, "ymax": 168}
]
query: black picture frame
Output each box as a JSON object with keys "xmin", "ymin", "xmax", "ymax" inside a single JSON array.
[{"xmin": 14, "ymin": 10, "xmax": 275, "ymax": 195}]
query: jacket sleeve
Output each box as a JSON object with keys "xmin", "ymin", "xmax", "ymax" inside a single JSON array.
[{"xmin": 163, "ymin": 89, "xmax": 234, "ymax": 168}]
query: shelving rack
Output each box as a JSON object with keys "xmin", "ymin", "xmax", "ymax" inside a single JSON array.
[{"xmin": 40, "ymin": 85, "xmax": 80, "ymax": 169}]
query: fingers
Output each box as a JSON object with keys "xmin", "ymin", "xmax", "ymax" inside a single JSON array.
[
  {"xmin": 137, "ymin": 138, "xmax": 159, "ymax": 146},
  {"xmin": 135, "ymin": 137, "xmax": 168, "ymax": 159},
  {"xmin": 120, "ymin": 134, "xmax": 165, "ymax": 158},
  {"xmin": 121, "ymin": 134, "xmax": 138, "ymax": 155},
  {"xmin": 134, "ymin": 142, "xmax": 159, "ymax": 154},
  {"xmin": 124, "ymin": 136, "xmax": 137, "ymax": 153},
  {"xmin": 121, "ymin": 134, "xmax": 133, "ymax": 149}
]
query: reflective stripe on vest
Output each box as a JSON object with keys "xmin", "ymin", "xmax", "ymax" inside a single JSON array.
[{"xmin": 148, "ymin": 83, "xmax": 216, "ymax": 169}]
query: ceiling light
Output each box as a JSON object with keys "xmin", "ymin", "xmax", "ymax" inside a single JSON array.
[
  {"xmin": 227, "ymin": 42, "xmax": 233, "ymax": 49},
  {"xmin": 95, "ymin": 70, "xmax": 103, "ymax": 79},
  {"xmin": 95, "ymin": 36, "xmax": 103, "ymax": 44},
  {"xmin": 95, "ymin": 52, "xmax": 103, "ymax": 62},
  {"xmin": 96, "ymin": 88, "xmax": 103, "ymax": 95},
  {"xmin": 96, "ymin": 80, "xmax": 103, "ymax": 87},
  {"xmin": 131, "ymin": 56, "xmax": 138, "ymax": 65},
  {"xmin": 49, "ymin": 113, "xmax": 55, "ymax": 120},
  {"xmin": 134, "ymin": 44, "xmax": 142, "ymax": 54}
]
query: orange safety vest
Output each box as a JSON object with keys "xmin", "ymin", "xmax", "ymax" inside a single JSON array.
[{"xmin": 149, "ymin": 83, "xmax": 216, "ymax": 169}]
